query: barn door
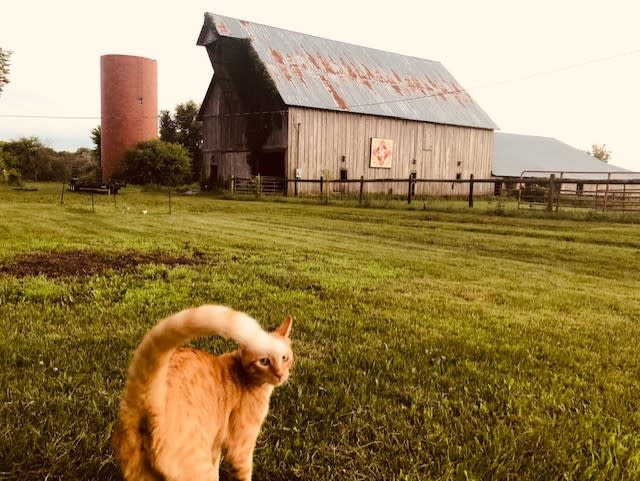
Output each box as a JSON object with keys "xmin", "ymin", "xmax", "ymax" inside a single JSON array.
[{"xmin": 257, "ymin": 151, "xmax": 285, "ymax": 178}]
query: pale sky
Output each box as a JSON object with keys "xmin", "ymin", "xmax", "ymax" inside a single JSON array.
[{"xmin": 1, "ymin": 0, "xmax": 639, "ymax": 171}]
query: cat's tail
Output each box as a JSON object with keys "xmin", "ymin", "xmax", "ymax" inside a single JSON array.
[
  {"xmin": 112, "ymin": 305, "xmax": 268, "ymax": 478},
  {"xmin": 122, "ymin": 304, "xmax": 266, "ymax": 410}
]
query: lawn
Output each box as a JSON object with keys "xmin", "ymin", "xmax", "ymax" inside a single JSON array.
[{"xmin": 1, "ymin": 183, "xmax": 639, "ymax": 480}]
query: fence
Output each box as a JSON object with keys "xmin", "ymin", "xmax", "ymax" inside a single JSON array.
[
  {"xmin": 231, "ymin": 174, "xmax": 497, "ymax": 206},
  {"xmin": 231, "ymin": 175, "xmax": 285, "ymax": 195},
  {"xmin": 230, "ymin": 172, "xmax": 640, "ymax": 212},
  {"xmin": 516, "ymin": 171, "xmax": 640, "ymax": 212},
  {"xmin": 59, "ymin": 183, "xmax": 175, "ymax": 214}
]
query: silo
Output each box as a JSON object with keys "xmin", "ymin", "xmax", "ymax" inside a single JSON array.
[{"xmin": 100, "ymin": 54, "xmax": 158, "ymax": 180}]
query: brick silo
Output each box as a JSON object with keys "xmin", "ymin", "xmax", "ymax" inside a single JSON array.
[{"xmin": 100, "ymin": 54, "xmax": 158, "ymax": 180}]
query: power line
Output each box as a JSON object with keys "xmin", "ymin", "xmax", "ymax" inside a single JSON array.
[
  {"xmin": 0, "ymin": 112, "xmax": 283, "ymax": 121},
  {"xmin": 474, "ymin": 48, "xmax": 640, "ymax": 88},
  {"xmin": 344, "ymin": 48, "xmax": 640, "ymax": 109},
  {"xmin": 1, "ymin": 48, "xmax": 638, "ymax": 118},
  {"xmin": 0, "ymin": 114, "xmax": 202, "ymax": 120},
  {"xmin": 0, "ymin": 114, "xmax": 101, "ymax": 120}
]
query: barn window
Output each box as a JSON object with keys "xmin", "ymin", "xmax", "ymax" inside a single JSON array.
[
  {"xmin": 456, "ymin": 173, "xmax": 462, "ymax": 180},
  {"xmin": 340, "ymin": 168, "xmax": 348, "ymax": 181},
  {"xmin": 137, "ymin": 97, "xmax": 143, "ymax": 104}
]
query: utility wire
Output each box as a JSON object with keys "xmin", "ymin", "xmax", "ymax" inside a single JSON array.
[
  {"xmin": 343, "ymin": 48, "xmax": 640, "ymax": 109},
  {"xmin": 476, "ymin": 48, "xmax": 640, "ymax": 88},
  {"xmin": 0, "ymin": 111, "xmax": 284, "ymax": 120},
  {"xmin": 0, "ymin": 114, "xmax": 201, "ymax": 120},
  {"xmin": 0, "ymin": 114, "xmax": 101, "ymax": 120},
  {"xmin": 0, "ymin": 48, "xmax": 638, "ymax": 119}
]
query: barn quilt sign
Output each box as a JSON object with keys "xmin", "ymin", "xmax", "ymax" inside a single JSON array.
[{"xmin": 370, "ymin": 138, "xmax": 393, "ymax": 168}]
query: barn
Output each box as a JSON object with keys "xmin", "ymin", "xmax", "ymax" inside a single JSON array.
[
  {"xmin": 493, "ymin": 132, "xmax": 634, "ymax": 192},
  {"xmin": 196, "ymin": 13, "xmax": 498, "ymax": 195},
  {"xmin": 491, "ymin": 132, "xmax": 640, "ymax": 212},
  {"xmin": 493, "ymin": 132, "xmax": 631, "ymax": 179}
]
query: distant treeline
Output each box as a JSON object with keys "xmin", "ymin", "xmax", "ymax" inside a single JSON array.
[{"xmin": 0, "ymin": 137, "xmax": 98, "ymax": 185}]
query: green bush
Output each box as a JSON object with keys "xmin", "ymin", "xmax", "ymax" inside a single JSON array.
[{"xmin": 119, "ymin": 139, "xmax": 192, "ymax": 186}]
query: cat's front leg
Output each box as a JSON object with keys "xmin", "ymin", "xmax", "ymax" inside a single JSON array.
[
  {"xmin": 153, "ymin": 446, "xmax": 220, "ymax": 481},
  {"xmin": 225, "ymin": 445, "xmax": 254, "ymax": 481}
]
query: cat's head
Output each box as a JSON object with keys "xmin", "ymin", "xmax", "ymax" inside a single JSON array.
[{"xmin": 240, "ymin": 316, "xmax": 294, "ymax": 387}]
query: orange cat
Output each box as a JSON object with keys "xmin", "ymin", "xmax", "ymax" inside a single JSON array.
[{"xmin": 112, "ymin": 305, "xmax": 293, "ymax": 481}]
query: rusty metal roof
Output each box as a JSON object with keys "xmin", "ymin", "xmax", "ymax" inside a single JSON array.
[{"xmin": 197, "ymin": 13, "xmax": 498, "ymax": 130}]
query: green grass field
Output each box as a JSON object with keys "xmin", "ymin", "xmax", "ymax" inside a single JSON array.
[{"xmin": 1, "ymin": 183, "xmax": 639, "ymax": 480}]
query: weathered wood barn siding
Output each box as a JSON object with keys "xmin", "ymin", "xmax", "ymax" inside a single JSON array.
[
  {"xmin": 287, "ymin": 107, "xmax": 494, "ymax": 195},
  {"xmin": 201, "ymin": 108, "xmax": 287, "ymax": 182},
  {"xmin": 199, "ymin": 35, "xmax": 287, "ymax": 186}
]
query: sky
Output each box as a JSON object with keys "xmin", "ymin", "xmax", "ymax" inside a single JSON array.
[{"xmin": 1, "ymin": 0, "xmax": 639, "ymax": 171}]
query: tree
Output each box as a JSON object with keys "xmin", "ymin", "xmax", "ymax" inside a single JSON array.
[
  {"xmin": 0, "ymin": 154, "xmax": 6, "ymax": 182},
  {"xmin": 119, "ymin": 139, "xmax": 192, "ymax": 186},
  {"xmin": 0, "ymin": 137, "xmax": 73, "ymax": 182},
  {"xmin": 0, "ymin": 47, "xmax": 11, "ymax": 96},
  {"xmin": 1, "ymin": 139, "xmax": 97, "ymax": 184},
  {"xmin": 159, "ymin": 110, "xmax": 178, "ymax": 143},
  {"xmin": 2, "ymin": 137, "xmax": 46, "ymax": 181},
  {"xmin": 90, "ymin": 125, "xmax": 101, "ymax": 165},
  {"xmin": 589, "ymin": 144, "xmax": 611, "ymax": 163},
  {"xmin": 159, "ymin": 101, "xmax": 203, "ymax": 181},
  {"xmin": 61, "ymin": 147, "xmax": 98, "ymax": 181},
  {"xmin": 0, "ymin": 149, "xmax": 21, "ymax": 185}
]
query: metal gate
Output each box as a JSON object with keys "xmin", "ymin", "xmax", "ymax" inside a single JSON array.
[
  {"xmin": 231, "ymin": 175, "xmax": 285, "ymax": 195},
  {"xmin": 517, "ymin": 171, "xmax": 640, "ymax": 212}
]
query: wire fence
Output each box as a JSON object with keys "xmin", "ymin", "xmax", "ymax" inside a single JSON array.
[
  {"xmin": 516, "ymin": 171, "xmax": 640, "ymax": 212},
  {"xmin": 230, "ymin": 173, "xmax": 640, "ymax": 213},
  {"xmin": 11, "ymin": 172, "xmax": 638, "ymax": 216},
  {"xmin": 57, "ymin": 183, "xmax": 176, "ymax": 215}
]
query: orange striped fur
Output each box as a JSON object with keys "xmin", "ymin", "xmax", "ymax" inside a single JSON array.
[{"xmin": 112, "ymin": 305, "xmax": 293, "ymax": 481}]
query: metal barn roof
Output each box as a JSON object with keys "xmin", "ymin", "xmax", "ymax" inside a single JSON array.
[
  {"xmin": 197, "ymin": 13, "xmax": 498, "ymax": 130},
  {"xmin": 493, "ymin": 132, "xmax": 632, "ymax": 179}
]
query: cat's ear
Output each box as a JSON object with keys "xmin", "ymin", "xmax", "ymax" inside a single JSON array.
[{"xmin": 274, "ymin": 316, "xmax": 292, "ymax": 338}]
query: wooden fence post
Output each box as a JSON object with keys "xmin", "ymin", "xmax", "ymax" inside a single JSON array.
[
  {"xmin": 320, "ymin": 175, "xmax": 324, "ymax": 197},
  {"xmin": 407, "ymin": 174, "xmax": 413, "ymax": 204},
  {"xmin": 603, "ymin": 172, "xmax": 611, "ymax": 212},
  {"xmin": 468, "ymin": 173, "xmax": 474, "ymax": 208},
  {"xmin": 359, "ymin": 176, "xmax": 364, "ymax": 204},
  {"xmin": 231, "ymin": 176, "xmax": 236, "ymax": 193},
  {"xmin": 547, "ymin": 174, "xmax": 555, "ymax": 212}
]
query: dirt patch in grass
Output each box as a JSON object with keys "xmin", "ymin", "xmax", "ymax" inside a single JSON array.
[{"xmin": 0, "ymin": 250, "xmax": 214, "ymax": 278}]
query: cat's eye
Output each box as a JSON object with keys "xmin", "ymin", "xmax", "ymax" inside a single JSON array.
[
  {"xmin": 282, "ymin": 354, "xmax": 289, "ymax": 362},
  {"xmin": 259, "ymin": 357, "xmax": 271, "ymax": 366}
]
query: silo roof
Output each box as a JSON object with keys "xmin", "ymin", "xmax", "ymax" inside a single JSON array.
[{"xmin": 197, "ymin": 13, "xmax": 498, "ymax": 130}]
